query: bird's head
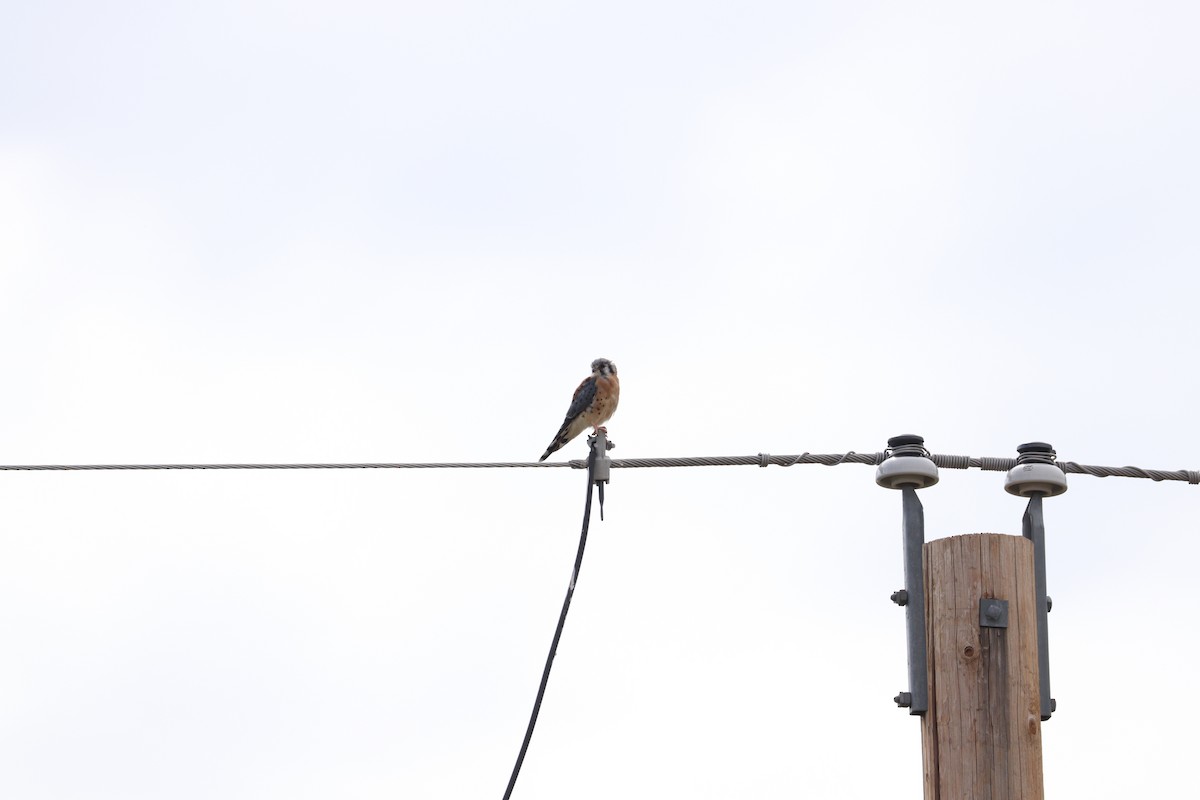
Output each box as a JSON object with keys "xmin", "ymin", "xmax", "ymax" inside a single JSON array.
[{"xmin": 591, "ymin": 358, "xmax": 617, "ymax": 377}]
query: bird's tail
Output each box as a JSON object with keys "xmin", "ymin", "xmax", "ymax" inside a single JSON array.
[{"xmin": 539, "ymin": 422, "xmax": 573, "ymax": 461}]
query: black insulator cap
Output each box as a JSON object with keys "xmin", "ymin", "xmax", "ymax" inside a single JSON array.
[
  {"xmin": 1014, "ymin": 441, "xmax": 1059, "ymax": 466},
  {"xmin": 888, "ymin": 434, "xmax": 925, "ymax": 448}
]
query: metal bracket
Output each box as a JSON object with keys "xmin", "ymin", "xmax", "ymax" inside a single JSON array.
[
  {"xmin": 979, "ymin": 598, "xmax": 1009, "ymax": 628},
  {"xmin": 1023, "ymin": 494, "xmax": 1054, "ymax": 721},
  {"xmin": 898, "ymin": 486, "xmax": 929, "ymax": 715}
]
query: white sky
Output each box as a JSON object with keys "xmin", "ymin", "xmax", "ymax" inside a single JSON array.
[{"xmin": 2, "ymin": 2, "xmax": 1198, "ymax": 798}]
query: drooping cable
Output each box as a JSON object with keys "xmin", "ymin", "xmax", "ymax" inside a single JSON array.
[{"xmin": 502, "ymin": 447, "xmax": 597, "ymax": 799}]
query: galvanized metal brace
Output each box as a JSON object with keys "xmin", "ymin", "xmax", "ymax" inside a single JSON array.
[
  {"xmin": 900, "ymin": 487, "xmax": 929, "ymax": 715},
  {"xmin": 1022, "ymin": 494, "xmax": 1055, "ymax": 721}
]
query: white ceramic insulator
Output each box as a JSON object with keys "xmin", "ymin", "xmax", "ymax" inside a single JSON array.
[
  {"xmin": 875, "ymin": 456, "xmax": 939, "ymax": 489},
  {"xmin": 1004, "ymin": 463, "xmax": 1068, "ymax": 497}
]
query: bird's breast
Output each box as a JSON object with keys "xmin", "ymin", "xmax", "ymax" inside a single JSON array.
[{"xmin": 592, "ymin": 375, "xmax": 619, "ymax": 421}]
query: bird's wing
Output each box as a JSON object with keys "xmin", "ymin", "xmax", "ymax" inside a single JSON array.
[{"xmin": 563, "ymin": 375, "xmax": 598, "ymax": 423}]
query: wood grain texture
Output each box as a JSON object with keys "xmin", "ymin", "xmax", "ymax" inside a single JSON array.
[
  {"xmin": 921, "ymin": 544, "xmax": 940, "ymax": 799},
  {"xmin": 921, "ymin": 534, "xmax": 1043, "ymax": 800}
]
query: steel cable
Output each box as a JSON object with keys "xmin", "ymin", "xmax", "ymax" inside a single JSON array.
[{"xmin": 0, "ymin": 453, "xmax": 1195, "ymax": 483}]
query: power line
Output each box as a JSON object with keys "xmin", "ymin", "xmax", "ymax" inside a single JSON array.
[
  {"xmin": 0, "ymin": 461, "xmax": 568, "ymax": 470},
  {"xmin": 0, "ymin": 453, "xmax": 1195, "ymax": 483}
]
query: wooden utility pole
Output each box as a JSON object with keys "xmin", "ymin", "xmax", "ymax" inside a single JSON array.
[
  {"xmin": 878, "ymin": 436, "xmax": 1064, "ymax": 800},
  {"xmin": 920, "ymin": 533, "xmax": 1043, "ymax": 799}
]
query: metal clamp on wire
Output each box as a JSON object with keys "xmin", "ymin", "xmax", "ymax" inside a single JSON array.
[
  {"xmin": 588, "ymin": 430, "xmax": 614, "ymax": 519},
  {"xmin": 589, "ymin": 429, "xmax": 613, "ymax": 483}
]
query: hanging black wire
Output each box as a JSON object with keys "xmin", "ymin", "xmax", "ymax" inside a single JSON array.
[{"xmin": 502, "ymin": 448, "xmax": 598, "ymax": 800}]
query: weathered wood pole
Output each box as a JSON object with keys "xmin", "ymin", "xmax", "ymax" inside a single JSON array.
[{"xmin": 920, "ymin": 533, "xmax": 1043, "ymax": 799}]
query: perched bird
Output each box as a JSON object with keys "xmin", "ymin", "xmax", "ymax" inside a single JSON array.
[{"xmin": 539, "ymin": 358, "xmax": 620, "ymax": 461}]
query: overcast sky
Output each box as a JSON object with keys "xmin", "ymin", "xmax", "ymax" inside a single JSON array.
[{"xmin": 2, "ymin": 2, "xmax": 1198, "ymax": 798}]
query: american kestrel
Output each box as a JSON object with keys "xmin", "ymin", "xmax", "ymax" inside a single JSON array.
[{"xmin": 539, "ymin": 358, "xmax": 620, "ymax": 461}]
